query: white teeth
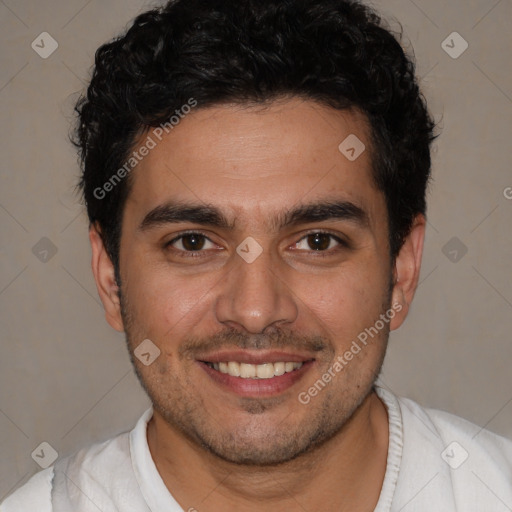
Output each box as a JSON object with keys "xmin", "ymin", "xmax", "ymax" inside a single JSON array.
[
  {"xmin": 240, "ymin": 362, "xmax": 256, "ymax": 378},
  {"xmin": 209, "ymin": 361, "xmax": 304, "ymax": 379},
  {"xmin": 285, "ymin": 362, "xmax": 295, "ymax": 372},
  {"xmin": 256, "ymin": 363, "xmax": 274, "ymax": 379},
  {"xmin": 227, "ymin": 361, "xmax": 241, "ymax": 377},
  {"xmin": 273, "ymin": 362, "xmax": 285, "ymax": 376}
]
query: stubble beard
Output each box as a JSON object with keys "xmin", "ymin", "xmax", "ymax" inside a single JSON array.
[{"xmin": 118, "ymin": 284, "xmax": 390, "ymax": 467}]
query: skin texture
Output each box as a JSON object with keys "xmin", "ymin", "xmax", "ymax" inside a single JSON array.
[{"xmin": 90, "ymin": 97, "xmax": 425, "ymax": 511}]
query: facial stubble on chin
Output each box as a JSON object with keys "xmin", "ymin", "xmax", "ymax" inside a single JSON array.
[{"xmin": 116, "ymin": 275, "xmax": 392, "ymax": 466}]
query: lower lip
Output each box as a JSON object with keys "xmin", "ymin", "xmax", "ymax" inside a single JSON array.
[{"xmin": 198, "ymin": 361, "xmax": 315, "ymax": 398}]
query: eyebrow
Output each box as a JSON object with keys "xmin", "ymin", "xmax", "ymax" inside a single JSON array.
[{"xmin": 138, "ymin": 199, "xmax": 370, "ymax": 233}]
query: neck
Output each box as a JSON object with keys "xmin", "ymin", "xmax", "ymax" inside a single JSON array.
[{"xmin": 147, "ymin": 390, "xmax": 389, "ymax": 512}]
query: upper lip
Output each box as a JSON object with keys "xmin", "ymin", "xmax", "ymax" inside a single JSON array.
[{"xmin": 196, "ymin": 350, "xmax": 316, "ymax": 365}]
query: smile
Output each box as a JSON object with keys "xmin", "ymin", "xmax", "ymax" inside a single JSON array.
[
  {"xmin": 203, "ymin": 361, "xmax": 304, "ymax": 379},
  {"xmin": 198, "ymin": 353, "xmax": 315, "ymax": 397}
]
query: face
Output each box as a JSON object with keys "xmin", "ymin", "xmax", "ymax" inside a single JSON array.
[{"xmin": 92, "ymin": 97, "xmax": 421, "ymax": 466}]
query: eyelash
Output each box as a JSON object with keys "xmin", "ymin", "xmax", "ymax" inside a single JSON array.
[{"xmin": 164, "ymin": 230, "xmax": 348, "ymax": 258}]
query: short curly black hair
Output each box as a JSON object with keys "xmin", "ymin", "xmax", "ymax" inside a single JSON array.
[{"xmin": 75, "ymin": 0, "xmax": 437, "ymax": 276}]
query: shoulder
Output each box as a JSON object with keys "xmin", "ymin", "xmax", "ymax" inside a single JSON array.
[
  {"xmin": 397, "ymin": 392, "xmax": 512, "ymax": 508},
  {"xmin": 400, "ymin": 394, "xmax": 512, "ymax": 468},
  {"xmin": 0, "ymin": 430, "xmax": 132, "ymax": 512},
  {"xmin": 375, "ymin": 386, "xmax": 512, "ymax": 510},
  {"xmin": 0, "ymin": 468, "xmax": 53, "ymax": 512},
  {"xmin": 1, "ymin": 409, "xmax": 153, "ymax": 512}
]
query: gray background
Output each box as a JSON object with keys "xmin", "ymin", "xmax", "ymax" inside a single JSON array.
[{"xmin": 1, "ymin": 0, "xmax": 511, "ymax": 501}]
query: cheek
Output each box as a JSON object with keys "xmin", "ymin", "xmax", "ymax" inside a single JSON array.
[
  {"xmin": 298, "ymin": 262, "xmax": 388, "ymax": 331},
  {"xmin": 123, "ymin": 260, "xmax": 215, "ymax": 335}
]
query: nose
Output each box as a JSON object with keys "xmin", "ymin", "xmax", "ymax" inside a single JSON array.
[{"xmin": 214, "ymin": 247, "xmax": 299, "ymax": 334}]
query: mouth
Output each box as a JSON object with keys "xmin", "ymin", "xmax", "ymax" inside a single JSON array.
[
  {"xmin": 196, "ymin": 351, "xmax": 316, "ymax": 397},
  {"xmin": 203, "ymin": 360, "xmax": 305, "ymax": 379}
]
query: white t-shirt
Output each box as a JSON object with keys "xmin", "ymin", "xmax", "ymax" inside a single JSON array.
[{"xmin": 2, "ymin": 386, "xmax": 512, "ymax": 511}]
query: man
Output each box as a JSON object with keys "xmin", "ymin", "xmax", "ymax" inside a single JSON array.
[{"xmin": 2, "ymin": 0, "xmax": 511, "ymax": 510}]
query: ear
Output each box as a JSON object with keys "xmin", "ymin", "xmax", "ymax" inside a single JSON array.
[
  {"xmin": 89, "ymin": 223, "xmax": 124, "ymax": 332},
  {"xmin": 389, "ymin": 214, "xmax": 426, "ymax": 331}
]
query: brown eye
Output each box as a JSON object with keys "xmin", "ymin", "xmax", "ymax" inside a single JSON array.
[
  {"xmin": 293, "ymin": 232, "xmax": 344, "ymax": 252},
  {"xmin": 180, "ymin": 234, "xmax": 206, "ymax": 251},
  {"xmin": 168, "ymin": 233, "xmax": 215, "ymax": 252},
  {"xmin": 291, "ymin": 231, "xmax": 350, "ymax": 257},
  {"xmin": 306, "ymin": 233, "xmax": 332, "ymax": 251}
]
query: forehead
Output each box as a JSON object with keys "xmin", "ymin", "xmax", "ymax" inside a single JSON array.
[{"xmin": 124, "ymin": 98, "xmax": 384, "ymax": 229}]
